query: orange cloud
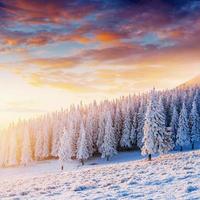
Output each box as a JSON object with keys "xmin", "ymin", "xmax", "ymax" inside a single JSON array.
[
  {"xmin": 25, "ymin": 71, "xmax": 95, "ymax": 93},
  {"xmin": 26, "ymin": 57, "xmax": 80, "ymax": 69},
  {"xmin": 59, "ymin": 34, "xmax": 91, "ymax": 44},
  {"xmin": 95, "ymin": 32, "xmax": 124, "ymax": 43},
  {"xmin": 157, "ymin": 28, "xmax": 185, "ymax": 40},
  {"xmin": 26, "ymin": 36, "xmax": 51, "ymax": 46},
  {"xmin": 2, "ymin": 0, "xmax": 98, "ymax": 24}
]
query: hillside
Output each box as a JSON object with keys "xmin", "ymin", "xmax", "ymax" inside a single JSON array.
[
  {"xmin": 0, "ymin": 150, "xmax": 200, "ymax": 199},
  {"xmin": 180, "ymin": 74, "xmax": 200, "ymax": 88}
]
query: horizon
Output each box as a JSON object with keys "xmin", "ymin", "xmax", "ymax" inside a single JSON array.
[
  {"xmin": 0, "ymin": 76, "xmax": 197, "ymax": 130},
  {"xmin": 0, "ymin": 0, "xmax": 200, "ymax": 127}
]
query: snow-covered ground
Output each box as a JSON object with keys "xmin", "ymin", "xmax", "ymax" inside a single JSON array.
[{"xmin": 1, "ymin": 150, "xmax": 200, "ymax": 199}]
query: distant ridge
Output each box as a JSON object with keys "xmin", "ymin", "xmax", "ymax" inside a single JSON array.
[{"xmin": 179, "ymin": 74, "xmax": 200, "ymax": 88}]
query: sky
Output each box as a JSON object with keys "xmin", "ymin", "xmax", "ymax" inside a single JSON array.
[{"xmin": 0, "ymin": 0, "xmax": 200, "ymax": 127}]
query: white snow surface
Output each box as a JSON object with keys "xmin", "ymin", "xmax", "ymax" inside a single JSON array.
[{"xmin": 0, "ymin": 150, "xmax": 200, "ymax": 199}]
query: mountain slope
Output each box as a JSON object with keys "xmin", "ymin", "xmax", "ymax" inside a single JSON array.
[
  {"xmin": 180, "ymin": 74, "xmax": 200, "ymax": 88},
  {"xmin": 1, "ymin": 150, "xmax": 200, "ymax": 199}
]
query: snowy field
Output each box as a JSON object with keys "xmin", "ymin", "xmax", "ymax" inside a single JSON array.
[{"xmin": 1, "ymin": 150, "xmax": 200, "ymax": 200}]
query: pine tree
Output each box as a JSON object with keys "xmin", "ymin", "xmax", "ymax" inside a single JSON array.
[
  {"xmin": 142, "ymin": 91, "xmax": 172, "ymax": 160},
  {"xmin": 34, "ymin": 123, "xmax": 43, "ymax": 160},
  {"xmin": 114, "ymin": 105, "xmax": 123, "ymax": 149},
  {"xmin": 70, "ymin": 110, "xmax": 81, "ymax": 159},
  {"xmin": 142, "ymin": 90, "xmax": 158, "ymax": 160},
  {"xmin": 42, "ymin": 119, "xmax": 50, "ymax": 159},
  {"xmin": 21, "ymin": 125, "xmax": 32, "ymax": 165},
  {"xmin": 51, "ymin": 119, "xmax": 62, "ymax": 157},
  {"xmin": 189, "ymin": 99, "xmax": 200, "ymax": 149},
  {"xmin": 101, "ymin": 111, "xmax": 117, "ymax": 161},
  {"xmin": 85, "ymin": 110, "xmax": 95, "ymax": 156},
  {"xmin": 8, "ymin": 129, "xmax": 17, "ymax": 166},
  {"xmin": 0, "ymin": 132, "xmax": 8, "ymax": 167},
  {"xmin": 97, "ymin": 109, "xmax": 106, "ymax": 153},
  {"xmin": 157, "ymin": 97, "xmax": 174, "ymax": 154},
  {"xmin": 120, "ymin": 109, "xmax": 132, "ymax": 149},
  {"xmin": 130, "ymin": 124, "xmax": 137, "ymax": 145},
  {"xmin": 130, "ymin": 113, "xmax": 137, "ymax": 146},
  {"xmin": 170, "ymin": 106, "xmax": 179, "ymax": 144},
  {"xmin": 137, "ymin": 98, "xmax": 146, "ymax": 149},
  {"xmin": 59, "ymin": 128, "xmax": 72, "ymax": 170},
  {"xmin": 77, "ymin": 121, "xmax": 89, "ymax": 165},
  {"xmin": 176, "ymin": 102, "xmax": 190, "ymax": 151}
]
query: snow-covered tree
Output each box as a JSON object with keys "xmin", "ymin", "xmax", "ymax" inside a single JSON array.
[
  {"xmin": 34, "ymin": 124, "xmax": 43, "ymax": 160},
  {"xmin": 59, "ymin": 128, "xmax": 72, "ymax": 170},
  {"xmin": 97, "ymin": 109, "xmax": 106, "ymax": 153},
  {"xmin": 70, "ymin": 110, "xmax": 81, "ymax": 158},
  {"xmin": 170, "ymin": 106, "xmax": 179, "ymax": 144},
  {"xmin": 142, "ymin": 90, "xmax": 158, "ymax": 160},
  {"xmin": 189, "ymin": 99, "xmax": 200, "ymax": 149},
  {"xmin": 130, "ymin": 124, "xmax": 137, "ymax": 144},
  {"xmin": 101, "ymin": 111, "xmax": 117, "ymax": 161},
  {"xmin": 137, "ymin": 98, "xmax": 146, "ymax": 149},
  {"xmin": 41, "ymin": 119, "xmax": 50, "ymax": 159},
  {"xmin": 51, "ymin": 119, "xmax": 62, "ymax": 157},
  {"xmin": 0, "ymin": 132, "xmax": 8, "ymax": 167},
  {"xmin": 8, "ymin": 129, "xmax": 17, "ymax": 166},
  {"xmin": 85, "ymin": 109, "xmax": 95, "ymax": 156},
  {"xmin": 77, "ymin": 121, "xmax": 89, "ymax": 165},
  {"xmin": 130, "ymin": 113, "xmax": 137, "ymax": 146},
  {"xmin": 0, "ymin": 83, "xmax": 200, "ymax": 168},
  {"xmin": 21, "ymin": 125, "xmax": 32, "ymax": 165},
  {"xmin": 156, "ymin": 98, "xmax": 174, "ymax": 154},
  {"xmin": 120, "ymin": 109, "xmax": 132, "ymax": 148},
  {"xmin": 142, "ymin": 91, "xmax": 172, "ymax": 160},
  {"xmin": 176, "ymin": 102, "xmax": 190, "ymax": 151},
  {"xmin": 114, "ymin": 105, "xmax": 123, "ymax": 148}
]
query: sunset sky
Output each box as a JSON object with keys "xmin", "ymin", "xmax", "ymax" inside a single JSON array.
[{"xmin": 0, "ymin": 0, "xmax": 200, "ymax": 127}]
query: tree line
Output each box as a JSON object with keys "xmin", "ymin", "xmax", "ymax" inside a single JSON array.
[{"xmin": 0, "ymin": 85, "xmax": 199, "ymax": 167}]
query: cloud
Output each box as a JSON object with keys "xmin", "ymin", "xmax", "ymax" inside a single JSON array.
[
  {"xmin": 95, "ymin": 32, "xmax": 127, "ymax": 43},
  {"xmin": 80, "ymin": 43, "xmax": 144, "ymax": 62},
  {"xmin": 22, "ymin": 70, "xmax": 97, "ymax": 93},
  {"xmin": 0, "ymin": 0, "xmax": 99, "ymax": 25},
  {"xmin": 0, "ymin": 0, "xmax": 200, "ymax": 95},
  {"xmin": 25, "ymin": 56, "xmax": 81, "ymax": 69}
]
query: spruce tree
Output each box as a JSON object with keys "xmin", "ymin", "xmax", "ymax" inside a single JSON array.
[
  {"xmin": 142, "ymin": 90, "xmax": 158, "ymax": 160},
  {"xmin": 59, "ymin": 128, "xmax": 72, "ymax": 170},
  {"xmin": 97, "ymin": 109, "xmax": 106, "ymax": 153},
  {"xmin": 101, "ymin": 111, "xmax": 117, "ymax": 161},
  {"xmin": 120, "ymin": 109, "xmax": 132, "ymax": 149},
  {"xmin": 34, "ymin": 123, "xmax": 43, "ymax": 160},
  {"xmin": 21, "ymin": 125, "xmax": 32, "ymax": 166},
  {"xmin": 142, "ymin": 91, "xmax": 173, "ymax": 160},
  {"xmin": 137, "ymin": 98, "xmax": 146, "ymax": 149},
  {"xmin": 157, "ymin": 97, "xmax": 174, "ymax": 154},
  {"xmin": 85, "ymin": 110, "xmax": 95, "ymax": 156},
  {"xmin": 114, "ymin": 105, "xmax": 123, "ymax": 149},
  {"xmin": 176, "ymin": 102, "xmax": 190, "ymax": 151},
  {"xmin": 189, "ymin": 99, "xmax": 200, "ymax": 149},
  {"xmin": 170, "ymin": 106, "xmax": 179, "ymax": 144},
  {"xmin": 8, "ymin": 129, "xmax": 17, "ymax": 166},
  {"xmin": 77, "ymin": 121, "xmax": 89, "ymax": 165}
]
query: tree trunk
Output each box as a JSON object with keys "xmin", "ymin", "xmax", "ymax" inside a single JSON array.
[
  {"xmin": 192, "ymin": 143, "xmax": 194, "ymax": 150},
  {"xmin": 148, "ymin": 154, "xmax": 151, "ymax": 161},
  {"xmin": 81, "ymin": 159, "xmax": 84, "ymax": 165},
  {"xmin": 106, "ymin": 156, "xmax": 109, "ymax": 161},
  {"xmin": 180, "ymin": 146, "xmax": 183, "ymax": 151}
]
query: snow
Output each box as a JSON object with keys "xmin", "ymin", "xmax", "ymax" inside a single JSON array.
[{"xmin": 1, "ymin": 150, "xmax": 200, "ymax": 199}]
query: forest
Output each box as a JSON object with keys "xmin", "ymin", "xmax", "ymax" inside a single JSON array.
[{"xmin": 0, "ymin": 85, "xmax": 199, "ymax": 167}]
